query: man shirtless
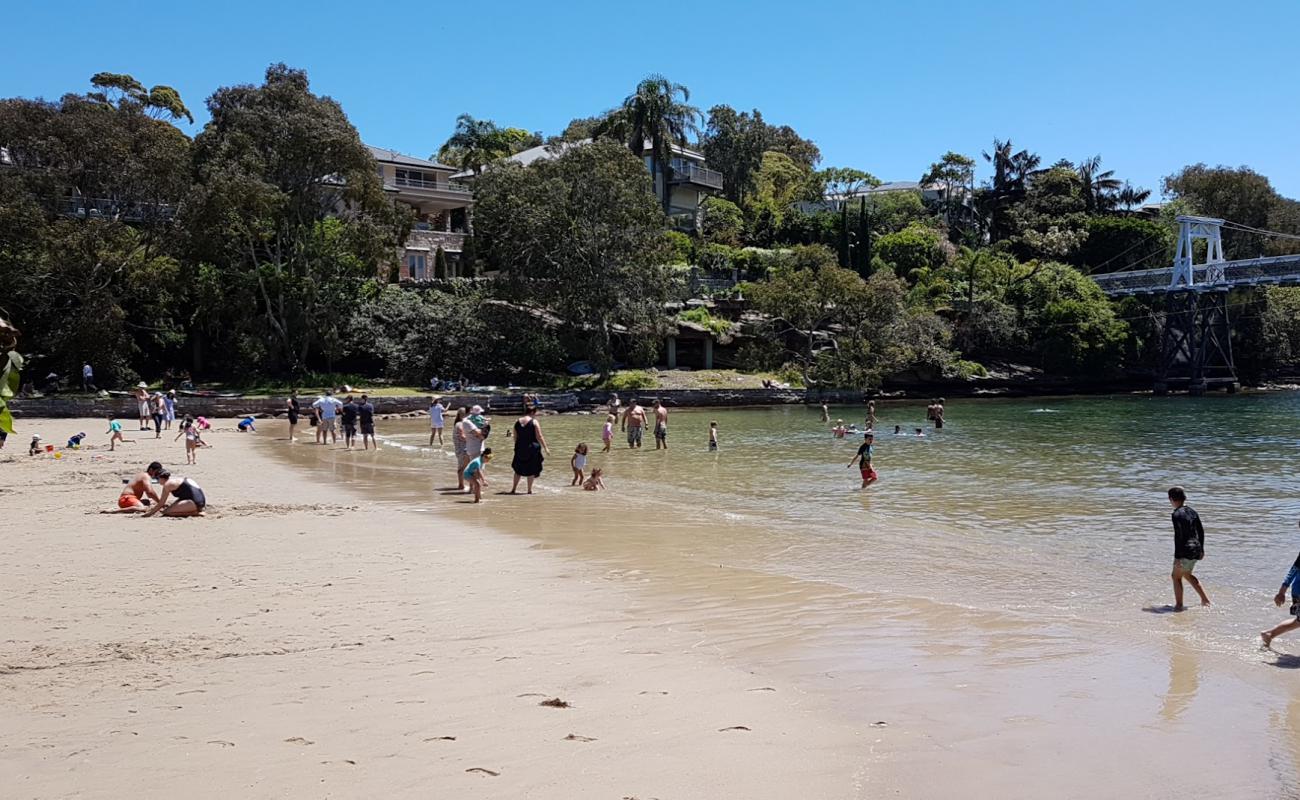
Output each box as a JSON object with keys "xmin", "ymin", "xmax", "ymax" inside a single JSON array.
[
  {"xmin": 110, "ymin": 461, "xmax": 164, "ymax": 513},
  {"xmin": 652, "ymin": 400, "xmax": 669, "ymax": 450},
  {"xmin": 623, "ymin": 399, "xmax": 647, "ymax": 449}
]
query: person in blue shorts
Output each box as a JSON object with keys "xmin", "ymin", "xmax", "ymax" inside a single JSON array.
[{"xmin": 1262, "ymin": 519, "xmax": 1300, "ymax": 649}]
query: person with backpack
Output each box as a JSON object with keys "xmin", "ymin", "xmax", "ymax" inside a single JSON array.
[{"xmin": 1167, "ymin": 486, "xmax": 1211, "ymax": 610}]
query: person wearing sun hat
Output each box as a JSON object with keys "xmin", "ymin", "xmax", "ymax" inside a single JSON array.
[{"xmin": 132, "ymin": 382, "xmax": 151, "ymax": 430}]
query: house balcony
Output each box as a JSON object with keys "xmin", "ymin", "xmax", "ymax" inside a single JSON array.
[
  {"xmin": 669, "ymin": 163, "xmax": 723, "ymax": 190},
  {"xmin": 406, "ymin": 227, "xmax": 466, "ymax": 253},
  {"xmin": 387, "ymin": 175, "xmax": 474, "ymax": 207}
]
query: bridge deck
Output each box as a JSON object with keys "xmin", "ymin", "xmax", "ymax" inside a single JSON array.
[{"xmin": 1093, "ymin": 253, "xmax": 1300, "ymax": 295}]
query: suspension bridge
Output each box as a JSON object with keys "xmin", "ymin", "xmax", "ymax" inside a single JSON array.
[{"xmin": 1090, "ymin": 215, "xmax": 1300, "ymax": 394}]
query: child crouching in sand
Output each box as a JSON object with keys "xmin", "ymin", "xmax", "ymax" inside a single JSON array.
[
  {"xmin": 571, "ymin": 443, "xmax": 589, "ymax": 485},
  {"xmin": 583, "ymin": 468, "xmax": 605, "ymax": 491},
  {"xmin": 463, "ymin": 447, "xmax": 493, "ymax": 503},
  {"xmin": 1263, "ymin": 520, "xmax": 1300, "ymax": 649}
]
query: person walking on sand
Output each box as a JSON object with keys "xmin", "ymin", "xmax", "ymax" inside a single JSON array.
[
  {"xmin": 652, "ymin": 400, "xmax": 669, "ymax": 450},
  {"xmin": 358, "ymin": 394, "xmax": 377, "ymax": 450},
  {"xmin": 463, "ymin": 447, "xmax": 493, "ymax": 503},
  {"xmin": 847, "ymin": 431, "xmax": 878, "ymax": 488},
  {"xmin": 286, "ymin": 389, "xmax": 301, "ymax": 441},
  {"xmin": 509, "ymin": 403, "xmax": 550, "ymax": 494},
  {"xmin": 163, "ymin": 389, "xmax": 176, "ymax": 430},
  {"xmin": 141, "ymin": 470, "xmax": 207, "ymax": 517},
  {"xmin": 82, "ymin": 362, "xmax": 96, "ymax": 393},
  {"xmin": 150, "ymin": 392, "xmax": 166, "ymax": 438},
  {"xmin": 175, "ymin": 416, "xmax": 201, "ymax": 464},
  {"xmin": 623, "ymin": 399, "xmax": 647, "ymax": 449},
  {"xmin": 106, "ymin": 417, "xmax": 132, "ymax": 451},
  {"xmin": 428, "ymin": 396, "xmax": 449, "ymax": 446},
  {"xmin": 1262, "ymin": 520, "xmax": 1300, "ymax": 649},
  {"xmin": 1167, "ymin": 486, "xmax": 1210, "ymax": 610}
]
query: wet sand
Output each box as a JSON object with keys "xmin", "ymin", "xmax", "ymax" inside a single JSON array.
[{"xmin": 0, "ymin": 419, "xmax": 867, "ymax": 799}]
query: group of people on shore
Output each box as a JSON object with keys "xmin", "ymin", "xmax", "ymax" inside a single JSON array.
[{"xmin": 284, "ymin": 389, "xmax": 378, "ymax": 450}]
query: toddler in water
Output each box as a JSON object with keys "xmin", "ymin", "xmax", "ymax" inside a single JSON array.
[
  {"xmin": 571, "ymin": 443, "xmax": 589, "ymax": 485},
  {"xmin": 583, "ymin": 468, "xmax": 605, "ymax": 491},
  {"xmin": 833, "ymin": 420, "xmax": 847, "ymax": 439},
  {"xmin": 1262, "ymin": 520, "xmax": 1300, "ymax": 649},
  {"xmin": 601, "ymin": 414, "xmax": 615, "ymax": 453}
]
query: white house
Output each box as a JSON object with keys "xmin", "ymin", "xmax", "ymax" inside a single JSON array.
[{"xmin": 367, "ymin": 145, "xmax": 474, "ymax": 280}]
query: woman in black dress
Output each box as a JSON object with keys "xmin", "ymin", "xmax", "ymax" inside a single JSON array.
[
  {"xmin": 510, "ymin": 404, "xmax": 551, "ymax": 495},
  {"xmin": 286, "ymin": 390, "xmax": 300, "ymax": 441}
]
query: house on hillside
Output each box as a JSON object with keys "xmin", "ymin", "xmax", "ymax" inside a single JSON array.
[
  {"xmin": 795, "ymin": 180, "xmax": 964, "ymax": 214},
  {"xmin": 453, "ymin": 139, "xmax": 723, "ymax": 231},
  {"xmin": 368, "ymin": 145, "xmax": 474, "ymax": 280}
]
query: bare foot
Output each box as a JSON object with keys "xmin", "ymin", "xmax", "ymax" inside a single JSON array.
[
  {"xmin": 1201, "ymin": 599, "xmax": 1211, "ymax": 606},
  {"xmin": 1173, "ymin": 604, "xmax": 1186, "ymax": 612},
  {"xmin": 1262, "ymin": 631, "xmax": 1275, "ymax": 649}
]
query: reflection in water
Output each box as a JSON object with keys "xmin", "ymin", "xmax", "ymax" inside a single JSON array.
[{"xmin": 1159, "ymin": 636, "xmax": 1201, "ymax": 724}]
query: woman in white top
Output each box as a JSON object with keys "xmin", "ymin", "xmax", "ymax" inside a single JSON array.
[{"xmin": 428, "ymin": 396, "xmax": 449, "ymax": 446}]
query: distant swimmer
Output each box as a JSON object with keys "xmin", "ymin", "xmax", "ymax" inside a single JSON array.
[
  {"xmin": 1262, "ymin": 520, "xmax": 1300, "ymax": 649},
  {"xmin": 914, "ymin": 428, "xmax": 926, "ymax": 437},
  {"xmin": 894, "ymin": 425, "xmax": 903, "ymax": 435},
  {"xmin": 1167, "ymin": 486, "xmax": 1210, "ymax": 611},
  {"xmin": 846, "ymin": 431, "xmax": 877, "ymax": 488},
  {"xmin": 833, "ymin": 420, "xmax": 847, "ymax": 439}
]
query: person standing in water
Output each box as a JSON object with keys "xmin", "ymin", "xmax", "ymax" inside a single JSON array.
[
  {"xmin": 1262, "ymin": 520, "xmax": 1300, "ymax": 649},
  {"xmin": 1167, "ymin": 486, "xmax": 1210, "ymax": 610},
  {"xmin": 509, "ymin": 403, "xmax": 550, "ymax": 494},
  {"xmin": 286, "ymin": 389, "xmax": 300, "ymax": 441},
  {"xmin": 708, "ymin": 421, "xmax": 719, "ymax": 451},
  {"xmin": 846, "ymin": 431, "xmax": 878, "ymax": 488},
  {"xmin": 340, "ymin": 395, "xmax": 359, "ymax": 450},
  {"xmin": 821, "ymin": 403, "xmax": 830, "ymax": 423},
  {"xmin": 934, "ymin": 398, "xmax": 945, "ymax": 430},
  {"xmin": 866, "ymin": 400, "xmax": 877, "ymax": 431},
  {"xmin": 428, "ymin": 396, "xmax": 448, "ymax": 446},
  {"xmin": 623, "ymin": 399, "xmax": 647, "ymax": 449},
  {"xmin": 358, "ymin": 394, "xmax": 377, "ymax": 450},
  {"xmin": 652, "ymin": 400, "xmax": 669, "ymax": 450}
]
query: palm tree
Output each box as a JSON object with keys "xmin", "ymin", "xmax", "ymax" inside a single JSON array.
[
  {"xmin": 1116, "ymin": 182, "xmax": 1152, "ymax": 212},
  {"xmin": 599, "ymin": 75, "xmax": 702, "ymax": 214},
  {"xmin": 1077, "ymin": 155, "xmax": 1122, "ymax": 213},
  {"xmin": 981, "ymin": 139, "xmax": 1039, "ymax": 242},
  {"xmin": 437, "ymin": 114, "xmax": 515, "ymax": 175}
]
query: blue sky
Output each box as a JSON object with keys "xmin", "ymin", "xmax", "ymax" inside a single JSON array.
[{"xmin": 4, "ymin": 0, "xmax": 1298, "ymax": 197}]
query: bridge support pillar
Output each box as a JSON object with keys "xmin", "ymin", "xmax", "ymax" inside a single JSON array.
[{"xmin": 1157, "ymin": 290, "xmax": 1236, "ymax": 394}]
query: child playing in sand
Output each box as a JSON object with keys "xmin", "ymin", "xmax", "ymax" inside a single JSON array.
[
  {"xmin": 571, "ymin": 443, "xmax": 589, "ymax": 485},
  {"xmin": 1262, "ymin": 520, "xmax": 1300, "ymax": 649},
  {"xmin": 709, "ymin": 421, "xmax": 719, "ymax": 451},
  {"xmin": 106, "ymin": 418, "xmax": 131, "ymax": 451},
  {"xmin": 29, "ymin": 433, "xmax": 43, "ymax": 456},
  {"xmin": 583, "ymin": 467, "xmax": 605, "ymax": 491},
  {"xmin": 67, "ymin": 431, "xmax": 86, "ymax": 449},
  {"xmin": 601, "ymin": 414, "xmax": 615, "ymax": 453},
  {"xmin": 463, "ymin": 447, "xmax": 493, "ymax": 503},
  {"xmin": 237, "ymin": 415, "xmax": 256, "ymax": 433},
  {"xmin": 176, "ymin": 415, "xmax": 202, "ymax": 464}
]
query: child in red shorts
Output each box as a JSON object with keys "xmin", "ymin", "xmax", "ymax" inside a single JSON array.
[{"xmin": 846, "ymin": 431, "xmax": 878, "ymax": 488}]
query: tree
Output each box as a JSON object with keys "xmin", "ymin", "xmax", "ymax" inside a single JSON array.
[
  {"xmin": 436, "ymin": 114, "xmax": 540, "ymax": 174},
  {"xmin": 700, "ymin": 196, "xmax": 744, "ymax": 245},
  {"xmin": 1162, "ymin": 164, "xmax": 1299, "ymax": 258},
  {"xmin": 460, "ymin": 235, "xmax": 479, "ymax": 277},
  {"xmin": 1076, "ymin": 215, "xmax": 1171, "ymax": 274},
  {"xmin": 876, "ymin": 223, "xmax": 946, "ymax": 280},
  {"xmin": 1077, "ymin": 155, "xmax": 1122, "ymax": 213},
  {"xmin": 473, "ymin": 140, "xmax": 671, "ymax": 375},
  {"xmin": 185, "ymin": 63, "xmax": 406, "ymax": 374},
  {"xmin": 552, "ymin": 114, "xmax": 607, "ymax": 143},
  {"xmin": 434, "ymin": 246, "xmax": 449, "ymax": 279},
  {"xmin": 815, "ymin": 167, "xmax": 879, "ymax": 201},
  {"xmin": 765, "ymin": 124, "xmax": 821, "ymax": 171},
  {"xmin": 922, "ymin": 151, "xmax": 976, "ymax": 237},
  {"xmin": 597, "ymin": 74, "xmax": 702, "ymax": 215},
  {"xmin": 1005, "ymin": 261, "xmax": 1128, "ymax": 373},
  {"xmin": 981, "ymin": 139, "xmax": 1039, "ymax": 242},
  {"xmin": 699, "ymin": 105, "xmax": 768, "ymax": 204},
  {"xmin": 1116, "ymin": 182, "xmax": 1152, "ymax": 211},
  {"xmin": 88, "ymin": 71, "xmax": 194, "ymax": 123}
]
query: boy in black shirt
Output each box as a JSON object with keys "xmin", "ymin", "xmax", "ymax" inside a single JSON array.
[
  {"xmin": 340, "ymin": 395, "xmax": 359, "ymax": 450},
  {"xmin": 1168, "ymin": 486, "xmax": 1211, "ymax": 610},
  {"xmin": 358, "ymin": 394, "xmax": 377, "ymax": 451}
]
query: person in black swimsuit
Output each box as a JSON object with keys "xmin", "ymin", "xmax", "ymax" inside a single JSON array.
[
  {"xmin": 286, "ymin": 390, "xmax": 300, "ymax": 441},
  {"xmin": 509, "ymin": 405, "xmax": 551, "ymax": 495},
  {"xmin": 142, "ymin": 471, "xmax": 206, "ymax": 517}
]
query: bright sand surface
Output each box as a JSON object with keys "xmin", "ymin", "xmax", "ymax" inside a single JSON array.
[{"xmin": 0, "ymin": 419, "xmax": 868, "ymax": 799}]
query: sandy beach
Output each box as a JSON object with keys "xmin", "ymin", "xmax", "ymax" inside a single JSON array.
[{"xmin": 0, "ymin": 419, "xmax": 868, "ymax": 799}]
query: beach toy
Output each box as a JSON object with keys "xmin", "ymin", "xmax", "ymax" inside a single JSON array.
[
  {"xmin": 53, "ymin": 452, "xmax": 62, "ymax": 459},
  {"xmin": 45, "ymin": 444, "xmax": 54, "ymax": 453}
]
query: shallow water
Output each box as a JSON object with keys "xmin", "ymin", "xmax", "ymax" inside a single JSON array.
[{"xmin": 264, "ymin": 393, "xmax": 1300, "ymax": 795}]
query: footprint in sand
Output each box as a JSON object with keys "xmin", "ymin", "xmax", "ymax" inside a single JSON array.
[
  {"xmin": 516, "ymin": 692, "xmax": 546, "ymax": 698},
  {"xmin": 207, "ymin": 740, "xmax": 235, "ymax": 747},
  {"xmin": 423, "ymin": 736, "xmax": 456, "ymax": 742},
  {"xmin": 539, "ymin": 698, "xmax": 570, "ymax": 708},
  {"xmin": 466, "ymin": 767, "xmax": 500, "ymax": 777},
  {"xmin": 718, "ymin": 726, "xmax": 751, "ymax": 732},
  {"xmin": 638, "ymin": 691, "xmax": 668, "ymax": 696},
  {"xmin": 284, "ymin": 737, "xmax": 314, "ymax": 745},
  {"xmin": 564, "ymin": 734, "xmax": 596, "ymax": 742},
  {"xmin": 747, "ymin": 687, "xmax": 776, "ymax": 692}
]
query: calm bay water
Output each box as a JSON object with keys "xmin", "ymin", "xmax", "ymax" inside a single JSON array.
[{"xmin": 265, "ymin": 392, "xmax": 1300, "ymax": 794}]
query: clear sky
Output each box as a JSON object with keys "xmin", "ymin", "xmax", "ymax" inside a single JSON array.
[{"xmin": 4, "ymin": 0, "xmax": 1298, "ymax": 197}]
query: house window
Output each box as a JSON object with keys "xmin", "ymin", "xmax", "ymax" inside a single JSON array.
[{"xmin": 407, "ymin": 252, "xmax": 427, "ymax": 280}]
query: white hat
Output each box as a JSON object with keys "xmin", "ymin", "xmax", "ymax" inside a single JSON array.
[
  {"xmin": 31, "ymin": 433, "xmax": 41, "ymax": 439},
  {"xmin": 470, "ymin": 404, "xmax": 484, "ymax": 414},
  {"xmin": 136, "ymin": 381, "xmax": 148, "ymax": 388}
]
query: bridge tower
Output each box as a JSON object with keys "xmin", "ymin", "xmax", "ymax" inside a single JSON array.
[{"xmin": 1156, "ymin": 216, "xmax": 1235, "ymax": 395}]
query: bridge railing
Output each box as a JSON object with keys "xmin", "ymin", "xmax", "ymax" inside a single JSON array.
[{"xmin": 1093, "ymin": 253, "xmax": 1300, "ymax": 295}]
